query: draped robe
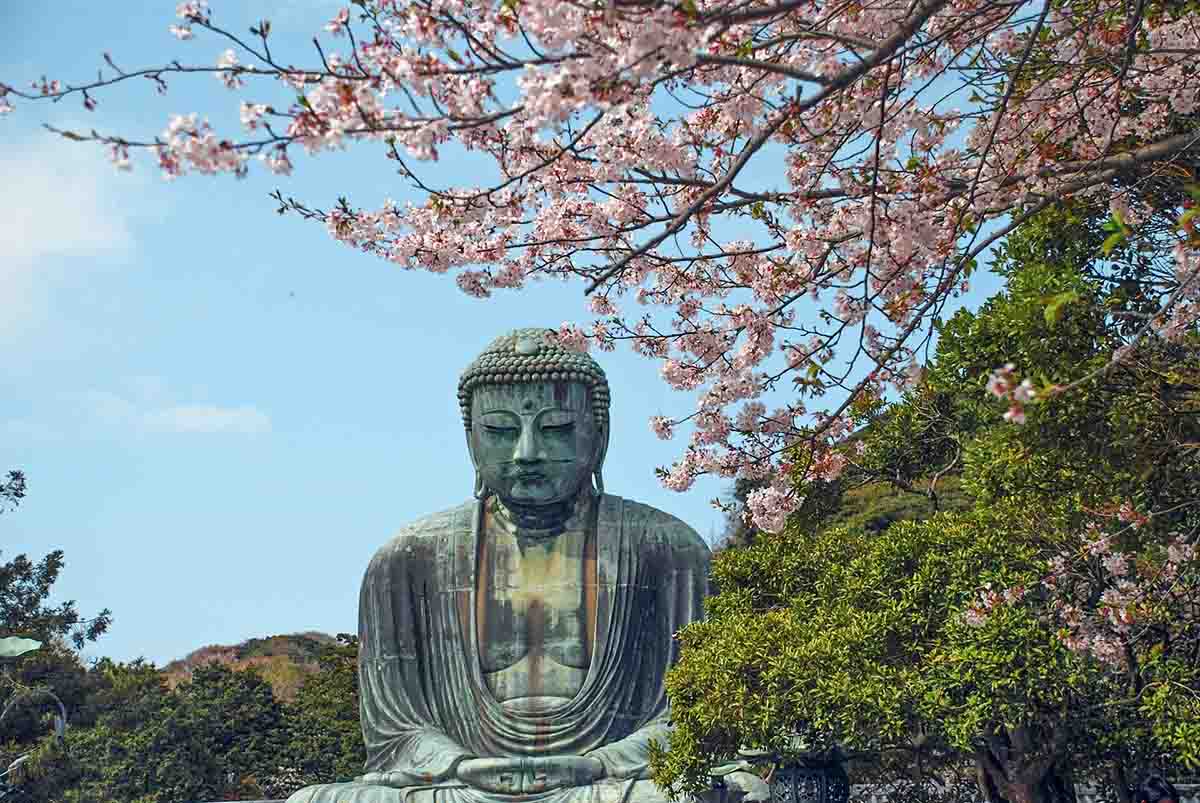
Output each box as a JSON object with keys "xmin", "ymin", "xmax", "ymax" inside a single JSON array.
[{"xmin": 286, "ymin": 492, "xmax": 710, "ymax": 803}]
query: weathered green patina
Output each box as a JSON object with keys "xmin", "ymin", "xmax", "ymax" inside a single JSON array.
[{"xmin": 286, "ymin": 329, "xmax": 766, "ymax": 803}]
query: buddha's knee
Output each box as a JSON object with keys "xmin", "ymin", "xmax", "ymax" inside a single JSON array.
[{"xmin": 285, "ymin": 780, "xmax": 409, "ymax": 803}]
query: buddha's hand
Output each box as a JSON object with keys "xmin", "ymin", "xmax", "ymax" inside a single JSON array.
[
  {"xmin": 358, "ymin": 771, "xmax": 421, "ymax": 787},
  {"xmin": 455, "ymin": 756, "xmax": 606, "ymax": 794}
]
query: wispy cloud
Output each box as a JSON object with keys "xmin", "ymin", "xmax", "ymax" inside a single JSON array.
[
  {"xmin": 0, "ymin": 148, "xmax": 130, "ymax": 261},
  {"xmin": 6, "ymin": 381, "xmax": 271, "ymax": 439},
  {"xmin": 143, "ymin": 404, "xmax": 271, "ymax": 435},
  {"xmin": 0, "ymin": 136, "xmax": 153, "ymax": 336}
]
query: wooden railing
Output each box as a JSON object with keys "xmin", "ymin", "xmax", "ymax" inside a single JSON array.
[
  {"xmin": 849, "ymin": 785, "xmax": 1200, "ymax": 803},
  {"xmin": 188, "ymin": 782, "xmax": 1200, "ymax": 803}
]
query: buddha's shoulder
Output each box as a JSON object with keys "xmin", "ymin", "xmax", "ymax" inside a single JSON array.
[
  {"xmin": 369, "ymin": 500, "xmax": 475, "ymax": 562},
  {"xmin": 602, "ymin": 493, "xmax": 710, "ymax": 556}
]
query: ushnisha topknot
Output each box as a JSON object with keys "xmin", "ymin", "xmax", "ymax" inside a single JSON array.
[{"xmin": 457, "ymin": 328, "xmax": 610, "ymax": 431}]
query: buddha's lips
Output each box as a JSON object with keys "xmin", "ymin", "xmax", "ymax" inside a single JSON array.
[{"xmin": 505, "ymin": 460, "xmax": 573, "ymax": 479}]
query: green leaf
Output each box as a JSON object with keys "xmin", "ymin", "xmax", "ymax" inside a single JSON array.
[
  {"xmin": 1179, "ymin": 207, "xmax": 1198, "ymax": 229},
  {"xmin": 0, "ymin": 637, "xmax": 42, "ymax": 658},
  {"xmin": 1101, "ymin": 231, "xmax": 1125, "ymax": 257},
  {"xmin": 1043, "ymin": 290, "xmax": 1079, "ymax": 327}
]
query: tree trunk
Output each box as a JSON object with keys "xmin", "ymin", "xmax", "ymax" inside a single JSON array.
[
  {"xmin": 1008, "ymin": 780, "xmax": 1043, "ymax": 803},
  {"xmin": 974, "ymin": 753, "xmax": 1075, "ymax": 803},
  {"xmin": 975, "ymin": 752, "xmax": 1011, "ymax": 803},
  {"xmin": 1038, "ymin": 760, "xmax": 1077, "ymax": 803},
  {"xmin": 1110, "ymin": 762, "xmax": 1132, "ymax": 803}
]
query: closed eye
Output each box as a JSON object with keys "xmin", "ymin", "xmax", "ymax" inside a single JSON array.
[{"xmin": 542, "ymin": 422, "xmax": 575, "ymax": 433}]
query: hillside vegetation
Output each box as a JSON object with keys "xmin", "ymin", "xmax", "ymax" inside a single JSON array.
[{"xmin": 160, "ymin": 631, "xmax": 338, "ymax": 701}]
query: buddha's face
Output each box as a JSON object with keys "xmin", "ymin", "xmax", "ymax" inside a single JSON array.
[{"xmin": 469, "ymin": 381, "xmax": 602, "ymax": 507}]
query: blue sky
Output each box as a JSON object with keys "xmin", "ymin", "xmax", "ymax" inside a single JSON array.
[{"xmin": 2, "ymin": 3, "xmax": 1004, "ymax": 668}]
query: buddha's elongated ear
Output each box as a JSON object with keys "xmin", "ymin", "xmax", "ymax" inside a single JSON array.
[
  {"xmin": 465, "ymin": 435, "xmax": 490, "ymax": 499},
  {"xmin": 462, "ymin": 394, "xmax": 487, "ymax": 497},
  {"xmin": 464, "ymin": 424, "xmax": 490, "ymax": 499},
  {"xmin": 591, "ymin": 421, "xmax": 609, "ymax": 495}
]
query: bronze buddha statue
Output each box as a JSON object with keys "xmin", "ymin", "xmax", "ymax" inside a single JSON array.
[{"xmin": 286, "ymin": 328, "xmax": 765, "ymax": 803}]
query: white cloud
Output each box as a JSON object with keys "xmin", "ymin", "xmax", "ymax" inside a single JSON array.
[
  {"xmin": 143, "ymin": 404, "xmax": 271, "ymax": 434},
  {"xmin": 0, "ymin": 135, "xmax": 153, "ymax": 336},
  {"xmin": 7, "ymin": 384, "xmax": 271, "ymax": 439},
  {"xmin": 0, "ymin": 142, "xmax": 134, "ymax": 262}
]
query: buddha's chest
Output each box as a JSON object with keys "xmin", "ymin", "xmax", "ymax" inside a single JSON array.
[{"xmin": 475, "ymin": 529, "xmax": 595, "ymax": 704}]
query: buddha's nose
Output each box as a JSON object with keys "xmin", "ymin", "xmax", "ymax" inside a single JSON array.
[{"xmin": 513, "ymin": 426, "xmax": 542, "ymax": 464}]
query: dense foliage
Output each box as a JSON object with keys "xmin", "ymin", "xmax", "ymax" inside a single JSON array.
[
  {"xmin": 656, "ymin": 206, "xmax": 1200, "ymax": 803},
  {"xmin": 279, "ymin": 634, "xmax": 364, "ymax": 789},
  {"xmin": 659, "ymin": 506, "xmax": 1098, "ymax": 801},
  {"xmin": 2, "ymin": 637, "xmax": 364, "ymax": 803}
]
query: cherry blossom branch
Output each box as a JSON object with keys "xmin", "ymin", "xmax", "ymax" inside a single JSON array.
[{"xmin": 584, "ymin": 0, "xmax": 954, "ymax": 294}]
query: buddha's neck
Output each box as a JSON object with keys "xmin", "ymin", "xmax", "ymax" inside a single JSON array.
[{"xmin": 492, "ymin": 491, "xmax": 593, "ymax": 540}]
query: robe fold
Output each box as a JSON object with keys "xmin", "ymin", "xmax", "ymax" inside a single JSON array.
[{"xmin": 286, "ymin": 493, "xmax": 710, "ymax": 803}]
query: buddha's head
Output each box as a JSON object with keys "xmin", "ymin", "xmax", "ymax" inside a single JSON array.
[{"xmin": 458, "ymin": 328, "xmax": 610, "ymax": 519}]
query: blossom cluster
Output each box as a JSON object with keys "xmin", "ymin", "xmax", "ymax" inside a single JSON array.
[
  {"xmin": 973, "ymin": 504, "xmax": 1198, "ymax": 669},
  {"xmin": 986, "ymin": 364, "xmax": 1036, "ymax": 424},
  {"xmin": 962, "ymin": 582, "xmax": 1026, "ymax": 628},
  {"xmin": 9, "ymin": 0, "xmax": 1200, "ymax": 530}
]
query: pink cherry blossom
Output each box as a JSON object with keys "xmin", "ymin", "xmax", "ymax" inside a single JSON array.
[
  {"xmin": 1002, "ymin": 404, "xmax": 1027, "ymax": 425},
  {"xmin": 745, "ymin": 484, "xmax": 798, "ymax": 534},
  {"xmin": 260, "ymin": 146, "xmax": 293, "ymax": 176},
  {"xmin": 239, "ymin": 102, "xmax": 268, "ymax": 131},
  {"xmin": 7, "ymin": 0, "xmax": 1199, "ymax": 532},
  {"xmin": 650, "ymin": 416, "xmax": 675, "ymax": 441},
  {"xmin": 1101, "ymin": 552, "xmax": 1128, "ymax": 577},
  {"xmin": 987, "ymin": 365, "xmax": 1015, "ymax": 398},
  {"xmin": 108, "ymin": 143, "xmax": 132, "ymax": 171},
  {"xmin": 324, "ymin": 8, "xmax": 350, "ymax": 37},
  {"xmin": 176, "ymin": 0, "xmax": 208, "ymax": 20},
  {"xmin": 1116, "ymin": 501, "xmax": 1149, "ymax": 529},
  {"xmin": 215, "ymin": 49, "xmax": 243, "ymax": 90}
]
